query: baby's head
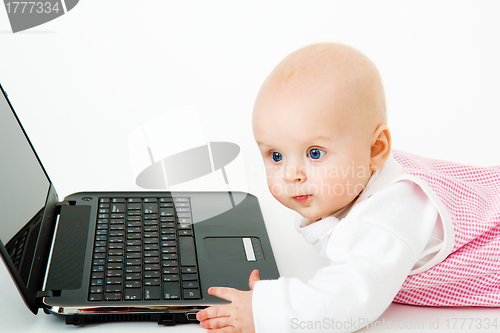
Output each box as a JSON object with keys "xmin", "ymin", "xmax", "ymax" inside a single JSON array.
[{"xmin": 253, "ymin": 43, "xmax": 391, "ymax": 223}]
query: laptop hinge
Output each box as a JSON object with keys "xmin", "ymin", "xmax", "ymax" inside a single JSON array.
[
  {"xmin": 35, "ymin": 290, "xmax": 53, "ymax": 309},
  {"xmin": 37, "ymin": 290, "xmax": 53, "ymax": 298},
  {"xmin": 55, "ymin": 200, "xmax": 71, "ymax": 214}
]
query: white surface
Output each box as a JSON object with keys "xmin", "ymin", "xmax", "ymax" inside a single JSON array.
[{"xmin": 1, "ymin": 1, "xmax": 500, "ymax": 332}]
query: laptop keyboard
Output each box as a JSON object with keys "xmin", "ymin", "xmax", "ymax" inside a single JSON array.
[
  {"xmin": 6, "ymin": 228, "xmax": 29, "ymax": 270},
  {"xmin": 88, "ymin": 197, "xmax": 200, "ymax": 302}
]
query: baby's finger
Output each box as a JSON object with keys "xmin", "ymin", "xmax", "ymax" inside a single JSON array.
[
  {"xmin": 196, "ymin": 304, "xmax": 231, "ymax": 321},
  {"xmin": 208, "ymin": 286, "xmax": 238, "ymax": 301},
  {"xmin": 249, "ymin": 269, "xmax": 260, "ymax": 290},
  {"xmin": 199, "ymin": 316, "xmax": 233, "ymax": 330}
]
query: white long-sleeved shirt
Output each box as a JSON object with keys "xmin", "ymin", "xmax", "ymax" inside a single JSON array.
[{"xmin": 252, "ymin": 155, "xmax": 446, "ymax": 332}]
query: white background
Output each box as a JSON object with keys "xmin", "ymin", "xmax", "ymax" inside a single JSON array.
[{"xmin": 1, "ymin": 1, "xmax": 500, "ymax": 332}]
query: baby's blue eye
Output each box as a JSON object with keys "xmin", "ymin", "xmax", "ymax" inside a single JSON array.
[
  {"xmin": 308, "ymin": 148, "xmax": 326, "ymax": 160},
  {"xmin": 272, "ymin": 152, "xmax": 283, "ymax": 162}
]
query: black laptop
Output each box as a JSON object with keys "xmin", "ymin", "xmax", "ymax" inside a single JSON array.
[{"xmin": 0, "ymin": 83, "xmax": 279, "ymax": 326}]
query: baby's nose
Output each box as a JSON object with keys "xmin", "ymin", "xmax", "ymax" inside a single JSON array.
[{"xmin": 283, "ymin": 164, "xmax": 307, "ymax": 183}]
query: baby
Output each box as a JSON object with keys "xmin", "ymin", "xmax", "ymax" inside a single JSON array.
[{"xmin": 197, "ymin": 43, "xmax": 500, "ymax": 332}]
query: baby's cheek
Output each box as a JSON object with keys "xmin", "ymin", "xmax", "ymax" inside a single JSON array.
[{"xmin": 267, "ymin": 179, "xmax": 285, "ymax": 202}]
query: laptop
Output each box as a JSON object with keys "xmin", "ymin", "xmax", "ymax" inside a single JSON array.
[{"xmin": 0, "ymin": 83, "xmax": 279, "ymax": 326}]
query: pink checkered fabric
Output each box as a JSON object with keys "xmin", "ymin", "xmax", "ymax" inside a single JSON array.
[
  {"xmin": 393, "ymin": 151, "xmax": 500, "ymax": 306},
  {"xmin": 391, "ymin": 150, "xmax": 500, "ymax": 306}
]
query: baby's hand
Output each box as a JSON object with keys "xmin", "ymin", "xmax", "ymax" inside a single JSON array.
[{"xmin": 197, "ymin": 269, "xmax": 260, "ymax": 333}]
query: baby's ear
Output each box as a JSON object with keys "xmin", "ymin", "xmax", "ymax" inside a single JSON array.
[{"xmin": 370, "ymin": 125, "xmax": 391, "ymax": 171}]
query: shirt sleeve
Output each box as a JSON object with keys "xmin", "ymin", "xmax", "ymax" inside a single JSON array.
[{"xmin": 252, "ymin": 180, "xmax": 438, "ymax": 333}]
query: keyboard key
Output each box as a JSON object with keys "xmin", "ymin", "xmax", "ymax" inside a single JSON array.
[
  {"xmin": 144, "ymin": 263, "xmax": 161, "ymax": 271},
  {"xmin": 182, "ymin": 267, "xmax": 197, "ymax": 274},
  {"xmin": 162, "ymin": 253, "xmax": 178, "ymax": 260},
  {"xmin": 108, "ymin": 256, "xmax": 124, "ymax": 263},
  {"xmin": 144, "ymin": 257, "xmax": 160, "ymax": 264},
  {"xmin": 160, "ymin": 208, "xmax": 174, "ymax": 217},
  {"xmin": 107, "ymin": 263, "xmax": 123, "ymax": 270},
  {"xmin": 124, "ymin": 289, "xmax": 142, "ymax": 300},
  {"xmin": 108, "ymin": 249, "xmax": 124, "ymax": 256},
  {"xmin": 145, "ymin": 250, "xmax": 159, "ymax": 257},
  {"xmin": 144, "ymin": 278, "xmax": 160, "ymax": 286},
  {"xmin": 163, "ymin": 274, "xmax": 179, "ymax": 282},
  {"xmin": 144, "ymin": 244, "xmax": 159, "ymax": 251},
  {"xmin": 178, "ymin": 224, "xmax": 192, "ymax": 230},
  {"xmin": 126, "ymin": 246, "xmax": 142, "ymax": 252},
  {"xmin": 162, "ymin": 247, "xmax": 177, "ymax": 254},
  {"xmin": 91, "ymin": 278, "xmax": 104, "ymax": 286},
  {"xmin": 125, "ymin": 273, "xmax": 141, "ymax": 280},
  {"xmin": 94, "ymin": 252, "xmax": 105, "ymax": 259},
  {"xmin": 144, "ymin": 237, "xmax": 159, "ymax": 244},
  {"xmin": 183, "ymin": 289, "xmax": 200, "ymax": 300},
  {"xmin": 179, "ymin": 237, "xmax": 197, "ymax": 266},
  {"xmin": 92, "ymin": 265, "xmax": 104, "ymax": 272},
  {"xmin": 163, "ymin": 267, "xmax": 178, "ymax": 274},
  {"xmin": 93, "ymin": 258, "xmax": 105, "ymax": 265},
  {"xmin": 128, "ymin": 203, "xmax": 141, "ymax": 210},
  {"xmin": 182, "ymin": 274, "xmax": 198, "ymax": 281},
  {"xmin": 144, "ymin": 271, "xmax": 160, "ymax": 278},
  {"xmin": 183, "ymin": 281, "xmax": 199, "ymax": 289},
  {"xmin": 144, "ymin": 225, "xmax": 158, "ymax": 232},
  {"xmin": 89, "ymin": 294, "xmax": 103, "ymax": 301},
  {"xmin": 144, "ymin": 286, "xmax": 160, "ymax": 300},
  {"xmin": 178, "ymin": 230, "xmax": 193, "ymax": 236},
  {"xmin": 106, "ymin": 285, "xmax": 123, "ymax": 292},
  {"xmin": 162, "ymin": 260, "xmax": 178, "ymax": 267},
  {"xmin": 90, "ymin": 286, "xmax": 103, "ymax": 293},
  {"xmin": 125, "ymin": 281, "xmax": 141, "ymax": 288},
  {"xmin": 128, "ymin": 233, "xmax": 142, "ymax": 240},
  {"xmin": 126, "ymin": 252, "xmax": 141, "ymax": 259},
  {"xmin": 106, "ymin": 277, "xmax": 122, "ymax": 285},
  {"xmin": 105, "ymin": 293, "xmax": 122, "ymax": 301},
  {"xmin": 163, "ymin": 282, "xmax": 180, "ymax": 300},
  {"xmin": 143, "ymin": 203, "xmax": 158, "ymax": 214},
  {"xmin": 127, "ymin": 221, "xmax": 141, "ymax": 227},
  {"xmin": 126, "ymin": 259, "xmax": 141, "ymax": 266},
  {"xmin": 125, "ymin": 266, "xmax": 141, "ymax": 273},
  {"xmin": 106, "ymin": 270, "xmax": 123, "ymax": 277}
]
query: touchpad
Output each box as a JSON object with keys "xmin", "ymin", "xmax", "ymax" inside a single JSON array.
[{"xmin": 204, "ymin": 237, "xmax": 258, "ymax": 262}]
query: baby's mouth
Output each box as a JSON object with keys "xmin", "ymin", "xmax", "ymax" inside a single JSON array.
[{"xmin": 293, "ymin": 195, "xmax": 312, "ymax": 204}]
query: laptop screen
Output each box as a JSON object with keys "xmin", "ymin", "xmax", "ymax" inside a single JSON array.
[{"xmin": 0, "ymin": 87, "xmax": 51, "ymax": 285}]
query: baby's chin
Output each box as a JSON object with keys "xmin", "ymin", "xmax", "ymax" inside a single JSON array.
[{"xmin": 290, "ymin": 206, "xmax": 325, "ymax": 222}]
